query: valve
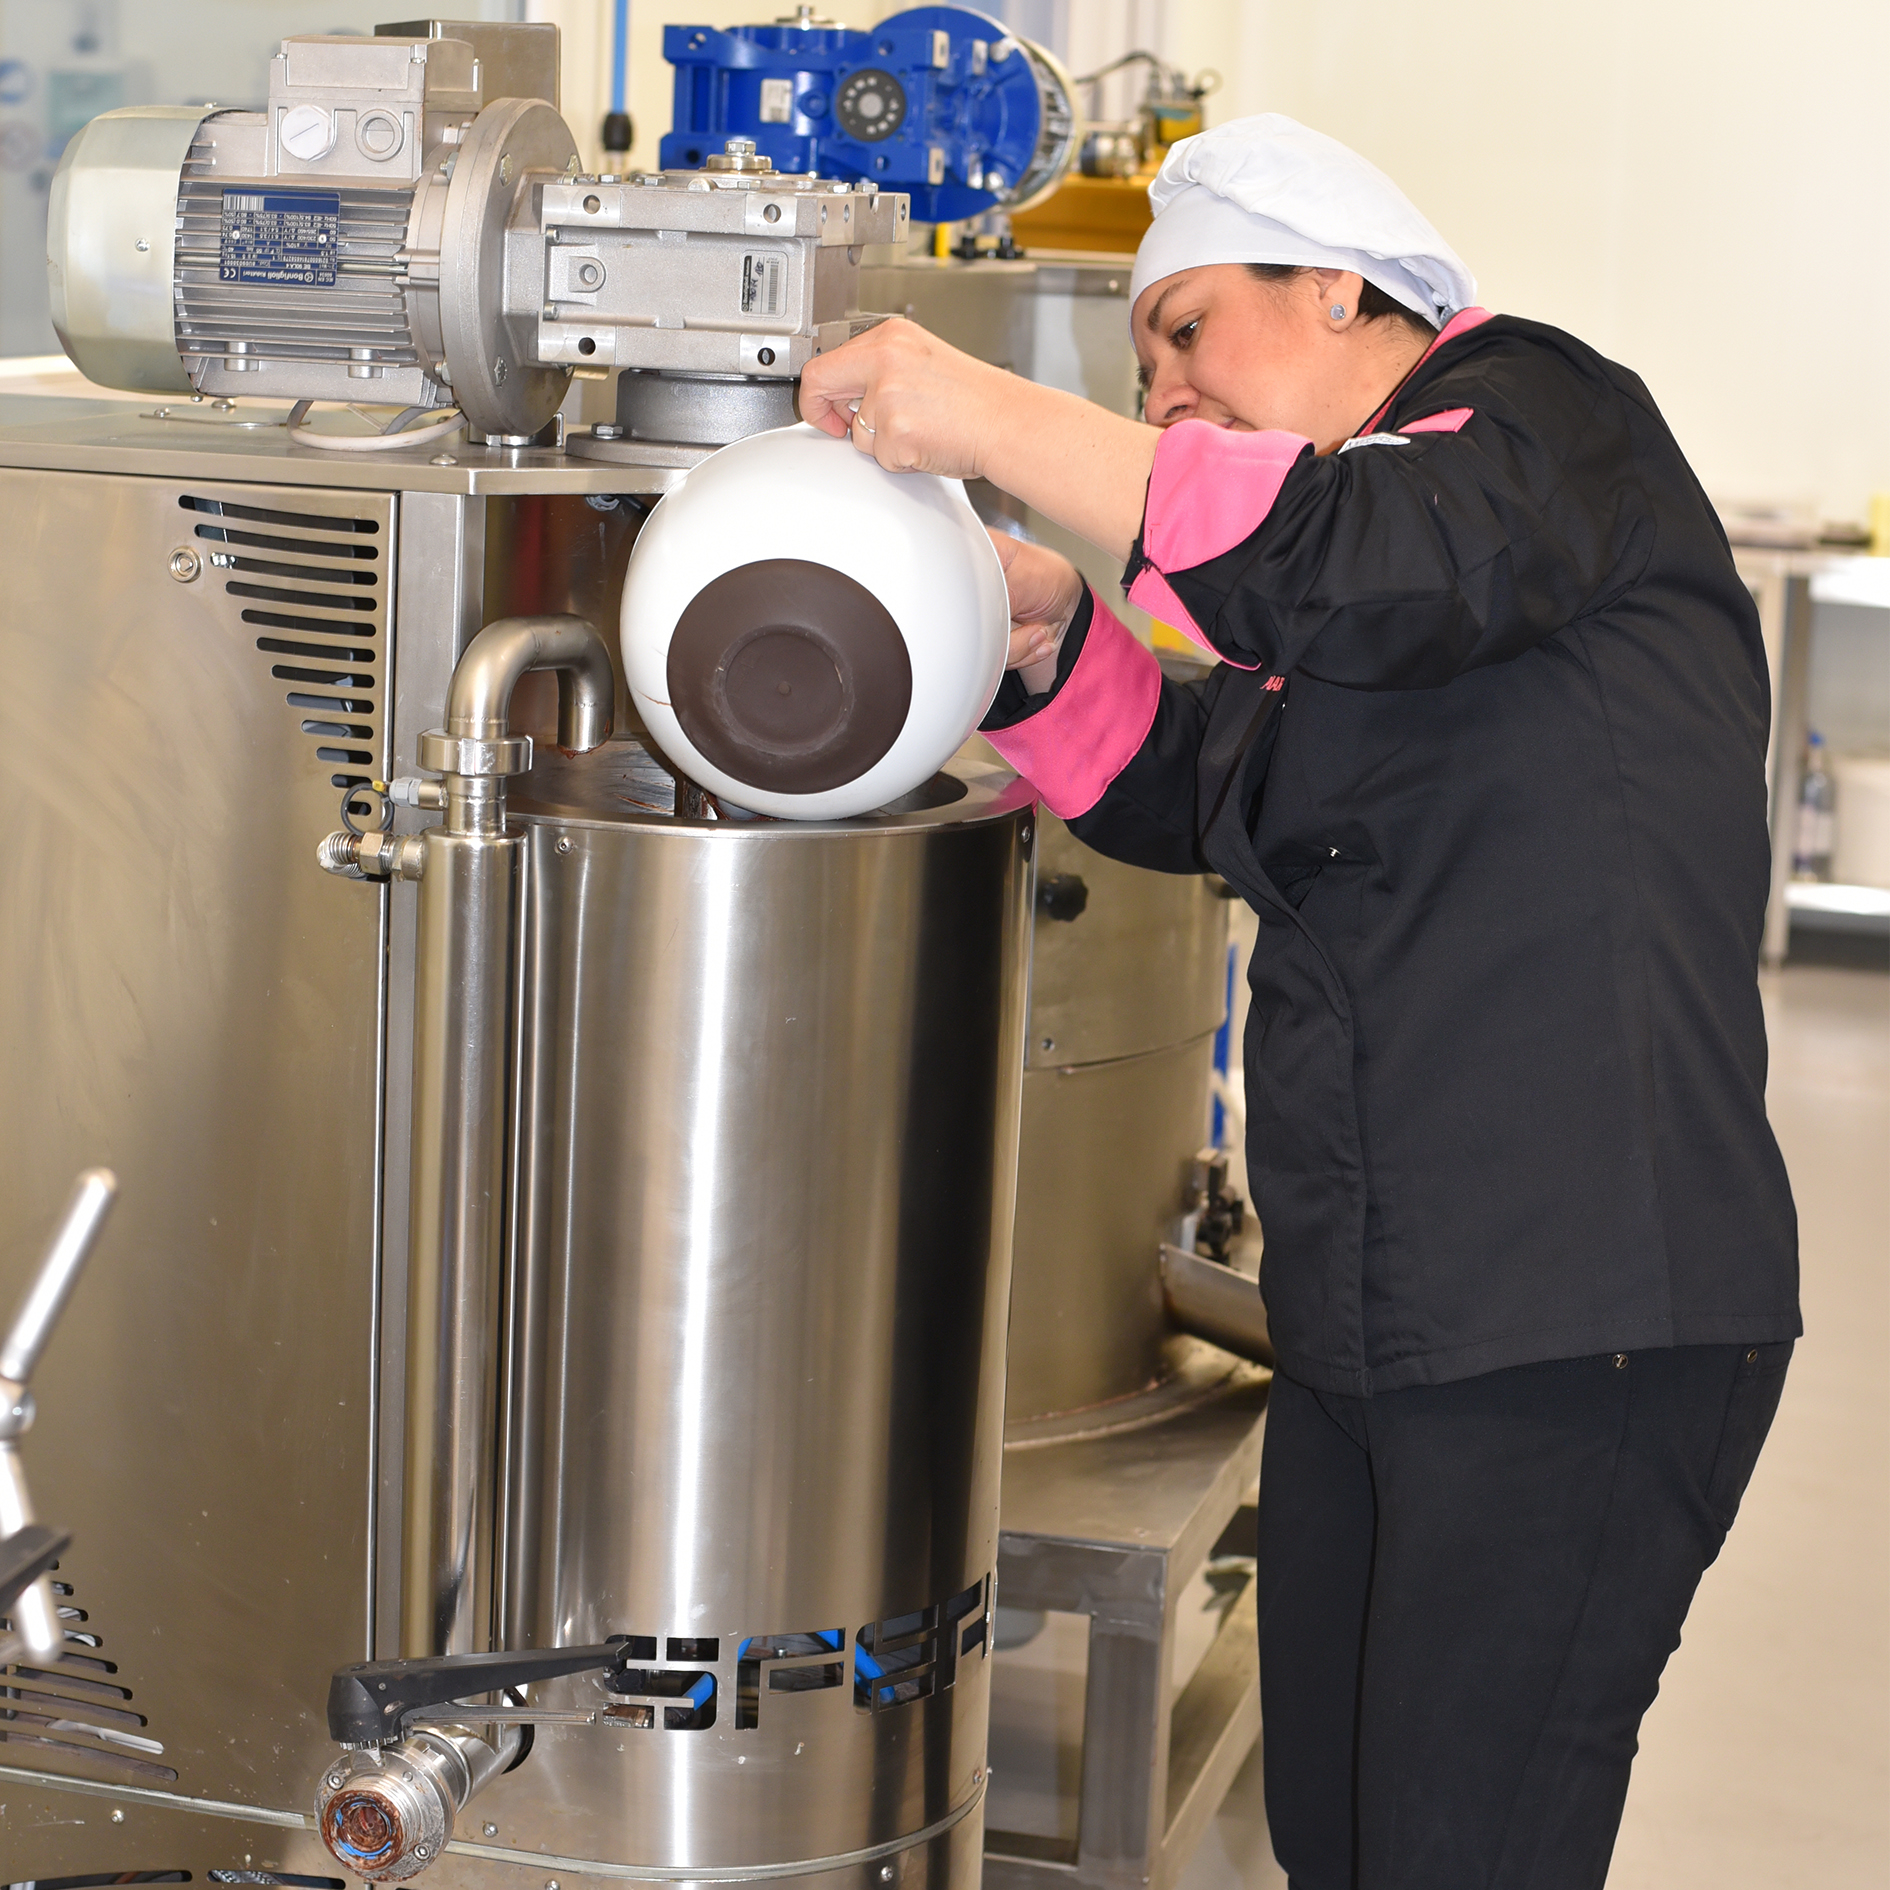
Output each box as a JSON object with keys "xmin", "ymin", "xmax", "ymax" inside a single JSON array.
[{"xmin": 315, "ymin": 1643, "xmax": 626, "ymax": 1878}]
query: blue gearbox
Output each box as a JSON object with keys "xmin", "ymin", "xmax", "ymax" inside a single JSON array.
[{"xmin": 659, "ymin": 6, "xmax": 1078, "ymax": 223}]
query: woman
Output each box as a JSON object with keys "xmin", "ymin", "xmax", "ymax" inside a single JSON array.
[{"xmin": 802, "ymin": 115, "xmax": 1800, "ymax": 1888}]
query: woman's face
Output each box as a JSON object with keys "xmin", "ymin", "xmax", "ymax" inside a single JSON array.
[{"xmin": 1131, "ymin": 264, "xmax": 1420, "ymax": 451}]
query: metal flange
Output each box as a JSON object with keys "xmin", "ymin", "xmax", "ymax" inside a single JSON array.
[
  {"xmin": 417, "ymin": 729, "xmax": 535, "ymax": 778},
  {"xmin": 437, "ymin": 97, "xmax": 579, "ymax": 438}
]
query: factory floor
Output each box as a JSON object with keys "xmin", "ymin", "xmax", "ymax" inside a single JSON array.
[{"xmin": 1179, "ymin": 951, "xmax": 1890, "ymax": 1890}]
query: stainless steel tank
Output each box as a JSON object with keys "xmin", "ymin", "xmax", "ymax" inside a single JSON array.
[{"xmin": 314, "ymin": 720, "xmax": 1035, "ymax": 1883}]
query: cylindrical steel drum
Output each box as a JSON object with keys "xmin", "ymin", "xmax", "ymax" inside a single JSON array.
[
  {"xmin": 1006, "ymin": 812, "xmax": 1230, "ymax": 1428},
  {"xmin": 483, "ymin": 741, "xmax": 1033, "ymax": 1887}
]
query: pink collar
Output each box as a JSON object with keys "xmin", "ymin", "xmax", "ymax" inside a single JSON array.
[{"xmin": 1359, "ymin": 306, "xmax": 1495, "ymax": 437}]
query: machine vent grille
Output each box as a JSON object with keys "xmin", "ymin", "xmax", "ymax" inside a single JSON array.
[
  {"xmin": 207, "ymin": 1873, "xmax": 347, "ymax": 1886},
  {"xmin": 173, "ymin": 124, "xmax": 423, "ymax": 379},
  {"xmin": 8, "ymin": 1874, "xmax": 192, "ymax": 1885},
  {"xmin": 0, "ymin": 1562, "xmax": 176, "ymax": 1785},
  {"xmin": 179, "ymin": 494, "xmax": 388, "ymax": 797}
]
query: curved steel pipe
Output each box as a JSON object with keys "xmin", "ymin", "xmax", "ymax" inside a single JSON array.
[
  {"xmin": 444, "ymin": 613, "xmax": 615, "ymax": 756},
  {"xmin": 1159, "ymin": 1243, "xmax": 1274, "ymax": 1366}
]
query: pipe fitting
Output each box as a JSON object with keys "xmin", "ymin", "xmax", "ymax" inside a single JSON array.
[
  {"xmin": 317, "ymin": 1724, "xmax": 519, "ymax": 1880},
  {"xmin": 318, "ymin": 830, "xmax": 427, "ymax": 882},
  {"xmin": 442, "ymin": 613, "xmax": 615, "ymax": 757}
]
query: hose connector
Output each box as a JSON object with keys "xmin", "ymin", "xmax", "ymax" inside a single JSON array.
[
  {"xmin": 318, "ymin": 830, "xmax": 427, "ymax": 881},
  {"xmin": 316, "ymin": 1725, "xmax": 517, "ymax": 1880}
]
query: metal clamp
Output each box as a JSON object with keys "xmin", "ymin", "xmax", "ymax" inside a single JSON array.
[{"xmin": 416, "ymin": 729, "xmax": 535, "ymax": 779}]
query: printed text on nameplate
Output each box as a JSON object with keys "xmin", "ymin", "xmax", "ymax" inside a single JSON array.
[{"xmin": 220, "ymin": 189, "xmax": 341, "ymax": 287}]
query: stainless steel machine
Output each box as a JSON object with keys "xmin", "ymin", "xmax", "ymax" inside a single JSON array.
[{"xmin": 0, "ymin": 18, "xmax": 1267, "ymax": 1887}]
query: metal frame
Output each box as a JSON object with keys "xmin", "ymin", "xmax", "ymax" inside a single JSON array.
[{"xmin": 989, "ymin": 1370, "xmax": 1268, "ymax": 1890}]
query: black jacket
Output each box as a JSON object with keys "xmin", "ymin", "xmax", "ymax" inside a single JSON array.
[{"xmin": 986, "ymin": 314, "xmax": 1799, "ymax": 1395}]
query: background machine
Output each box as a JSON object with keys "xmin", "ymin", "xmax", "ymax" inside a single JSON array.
[{"xmin": 0, "ymin": 17, "xmax": 1265, "ymax": 1886}]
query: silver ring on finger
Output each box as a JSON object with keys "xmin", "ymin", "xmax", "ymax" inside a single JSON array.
[{"xmin": 851, "ymin": 407, "xmax": 876, "ymax": 436}]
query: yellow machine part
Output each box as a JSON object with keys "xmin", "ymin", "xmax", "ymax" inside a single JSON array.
[{"xmin": 1011, "ymin": 170, "xmax": 1156, "ymax": 253}]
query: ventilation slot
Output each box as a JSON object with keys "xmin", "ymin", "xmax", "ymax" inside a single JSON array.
[
  {"xmin": 8, "ymin": 1874, "xmax": 193, "ymax": 1886},
  {"xmin": 208, "ymin": 1875, "xmax": 347, "ymax": 1887},
  {"xmin": 179, "ymin": 494, "xmax": 388, "ymax": 808},
  {"xmin": 1, "ymin": 1561, "xmax": 175, "ymax": 1785}
]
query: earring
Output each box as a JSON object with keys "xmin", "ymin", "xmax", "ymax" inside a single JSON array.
[{"xmin": 1330, "ymin": 304, "xmax": 1347, "ymax": 319}]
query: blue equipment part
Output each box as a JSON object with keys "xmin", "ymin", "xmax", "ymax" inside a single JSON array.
[{"xmin": 659, "ymin": 6, "xmax": 1078, "ymax": 224}]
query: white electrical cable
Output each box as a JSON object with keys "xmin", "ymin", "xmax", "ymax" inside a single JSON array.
[{"xmin": 285, "ymin": 400, "xmax": 466, "ymax": 453}]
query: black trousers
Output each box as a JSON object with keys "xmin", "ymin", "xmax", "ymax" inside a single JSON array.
[{"xmin": 1255, "ymin": 1342, "xmax": 1792, "ymax": 1890}]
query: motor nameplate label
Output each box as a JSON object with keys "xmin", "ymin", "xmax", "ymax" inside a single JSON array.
[{"xmin": 219, "ymin": 189, "xmax": 340, "ymax": 287}]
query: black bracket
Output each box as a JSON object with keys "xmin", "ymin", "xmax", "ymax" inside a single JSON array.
[{"xmin": 327, "ymin": 1644, "xmax": 623, "ymax": 1745}]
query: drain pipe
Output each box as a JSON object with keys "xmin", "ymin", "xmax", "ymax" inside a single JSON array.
[
  {"xmin": 314, "ymin": 615, "xmax": 614, "ymax": 1879},
  {"xmin": 401, "ymin": 615, "xmax": 613, "ymax": 1662}
]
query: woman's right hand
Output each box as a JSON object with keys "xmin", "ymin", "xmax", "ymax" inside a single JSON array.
[{"xmin": 989, "ymin": 531, "xmax": 1085, "ymax": 694}]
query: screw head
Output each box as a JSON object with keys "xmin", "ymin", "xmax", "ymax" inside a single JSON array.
[
  {"xmin": 111, "ymin": 1808, "xmax": 125, "ymax": 1823},
  {"xmin": 880, "ymin": 1867, "xmax": 895, "ymax": 1882},
  {"xmin": 484, "ymin": 1820, "xmax": 499, "ymax": 1836},
  {"xmin": 168, "ymin": 546, "xmax": 201, "ymax": 583},
  {"xmin": 556, "ymin": 835, "xmax": 573, "ymax": 853},
  {"xmin": 327, "ymin": 1772, "xmax": 345, "ymax": 1788}
]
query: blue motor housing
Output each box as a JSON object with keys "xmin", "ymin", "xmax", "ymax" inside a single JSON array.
[{"xmin": 659, "ymin": 6, "xmax": 1077, "ymax": 223}]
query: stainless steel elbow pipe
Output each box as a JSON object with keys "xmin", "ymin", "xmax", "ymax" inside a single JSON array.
[
  {"xmin": 442, "ymin": 612, "xmax": 616, "ymax": 760},
  {"xmin": 401, "ymin": 615, "xmax": 613, "ymax": 1663}
]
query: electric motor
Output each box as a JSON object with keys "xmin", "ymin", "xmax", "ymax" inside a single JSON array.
[{"xmin": 47, "ymin": 21, "xmax": 906, "ymax": 441}]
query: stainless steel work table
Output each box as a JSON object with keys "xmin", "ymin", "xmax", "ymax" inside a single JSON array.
[{"xmin": 991, "ymin": 1368, "xmax": 1269, "ymax": 1890}]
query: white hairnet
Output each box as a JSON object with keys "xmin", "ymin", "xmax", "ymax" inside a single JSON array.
[{"xmin": 1129, "ymin": 114, "xmax": 1475, "ymax": 325}]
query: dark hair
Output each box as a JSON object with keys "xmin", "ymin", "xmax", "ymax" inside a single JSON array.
[{"xmin": 1244, "ymin": 262, "xmax": 1437, "ymax": 339}]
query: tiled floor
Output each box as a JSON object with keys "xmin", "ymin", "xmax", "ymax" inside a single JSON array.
[{"xmin": 1179, "ymin": 957, "xmax": 1890, "ymax": 1889}]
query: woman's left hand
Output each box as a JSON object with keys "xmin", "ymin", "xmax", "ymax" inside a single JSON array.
[{"xmin": 799, "ymin": 319, "xmax": 1010, "ymax": 479}]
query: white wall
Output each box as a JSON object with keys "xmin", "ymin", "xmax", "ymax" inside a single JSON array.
[
  {"xmin": 1172, "ymin": 0, "xmax": 1890, "ymax": 526},
  {"xmin": 521, "ymin": 0, "xmax": 1890, "ymax": 523}
]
